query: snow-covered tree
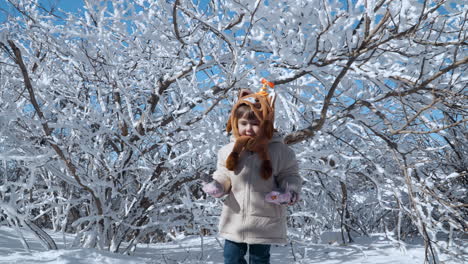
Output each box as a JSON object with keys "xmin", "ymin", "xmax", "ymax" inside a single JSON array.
[{"xmin": 0, "ymin": 0, "xmax": 466, "ymax": 262}]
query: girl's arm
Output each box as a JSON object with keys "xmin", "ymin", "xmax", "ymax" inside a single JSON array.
[
  {"xmin": 211, "ymin": 147, "xmax": 232, "ymax": 195},
  {"xmin": 275, "ymin": 146, "xmax": 302, "ymax": 195}
]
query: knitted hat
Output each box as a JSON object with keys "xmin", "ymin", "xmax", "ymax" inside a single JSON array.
[{"xmin": 225, "ymin": 79, "xmax": 276, "ymax": 180}]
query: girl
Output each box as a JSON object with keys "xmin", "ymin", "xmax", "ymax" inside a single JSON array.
[{"xmin": 203, "ymin": 83, "xmax": 302, "ymax": 264}]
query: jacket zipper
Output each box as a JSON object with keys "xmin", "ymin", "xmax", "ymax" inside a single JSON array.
[{"xmin": 242, "ymin": 151, "xmax": 253, "ymax": 242}]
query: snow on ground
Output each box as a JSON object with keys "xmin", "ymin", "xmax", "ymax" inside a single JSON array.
[{"xmin": 0, "ymin": 226, "xmax": 464, "ymax": 264}]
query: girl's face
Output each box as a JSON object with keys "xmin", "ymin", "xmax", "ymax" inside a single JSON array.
[{"xmin": 238, "ymin": 117, "xmax": 260, "ymax": 137}]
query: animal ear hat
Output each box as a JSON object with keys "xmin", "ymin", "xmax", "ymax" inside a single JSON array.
[{"xmin": 225, "ymin": 79, "xmax": 277, "ymax": 180}]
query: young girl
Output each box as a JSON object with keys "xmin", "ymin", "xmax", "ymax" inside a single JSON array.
[{"xmin": 202, "ymin": 82, "xmax": 302, "ymax": 264}]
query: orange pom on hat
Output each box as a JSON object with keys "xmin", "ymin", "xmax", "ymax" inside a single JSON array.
[{"xmin": 225, "ymin": 79, "xmax": 276, "ymax": 180}]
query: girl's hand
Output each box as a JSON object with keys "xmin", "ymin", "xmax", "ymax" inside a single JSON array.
[
  {"xmin": 265, "ymin": 190, "xmax": 300, "ymax": 205},
  {"xmin": 202, "ymin": 180, "xmax": 225, "ymax": 198},
  {"xmin": 265, "ymin": 191, "xmax": 291, "ymax": 205}
]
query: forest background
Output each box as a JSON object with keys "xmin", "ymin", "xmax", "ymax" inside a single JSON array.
[{"xmin": 0, "ymin": 0, "xmax": 466, "ymax": 263}]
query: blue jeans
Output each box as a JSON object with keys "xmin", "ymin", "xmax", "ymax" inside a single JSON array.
[{"xmin": 224, "ymin": 239, "xmax": 271, "ymax": 264}]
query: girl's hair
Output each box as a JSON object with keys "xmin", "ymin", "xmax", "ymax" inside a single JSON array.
[{"xmin": 235, "ymin": 104, "xmax": 258, "ymax": 121}]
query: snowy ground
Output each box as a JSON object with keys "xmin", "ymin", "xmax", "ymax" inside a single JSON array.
[{"xmin": 0, "ymin": 226, "xmax": 465, "ymax": 264}]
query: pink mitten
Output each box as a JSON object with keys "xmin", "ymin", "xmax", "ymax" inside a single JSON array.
[
  {"xmin": 265, "ymin": 191, "xmax": 292, "ymax": 205},
  {"xmin": 265, "ymin": 190, "xmax": 300, "ymax": 205},
  {"xmin": 202, "ymin": 180, "xmax": 224, "ymax": 198}
]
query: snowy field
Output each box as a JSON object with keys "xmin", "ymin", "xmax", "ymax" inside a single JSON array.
[{"xmin": 0, "ymin": 227, "xmax": 465, "ymax": 264}]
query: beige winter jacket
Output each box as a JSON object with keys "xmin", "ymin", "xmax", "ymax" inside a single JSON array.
[{"xmin": 212, "ymin": 134, "xmax": 302, "ymax": 245}]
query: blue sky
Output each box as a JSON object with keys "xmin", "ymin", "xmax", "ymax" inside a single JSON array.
[
  {"xmin": 0, "ymin": 0, "xmax": 85, "ymax": 22},
  {"xmin": 44, "ymin": 0, "xmax": 85, "ymax": 12},
  {"xmin": 0, "ymin": 0, "xmax": 217, "ymax": 22}
]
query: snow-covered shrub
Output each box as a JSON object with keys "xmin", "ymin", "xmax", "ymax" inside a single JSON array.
[{"xmin": 0, "ymin": 0, "xmax": 465, "ymax": 262}]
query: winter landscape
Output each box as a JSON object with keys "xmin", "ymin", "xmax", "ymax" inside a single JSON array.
[{"xmin": 0, "ymin": 0, "xmax": 467, "ymax": 263}]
